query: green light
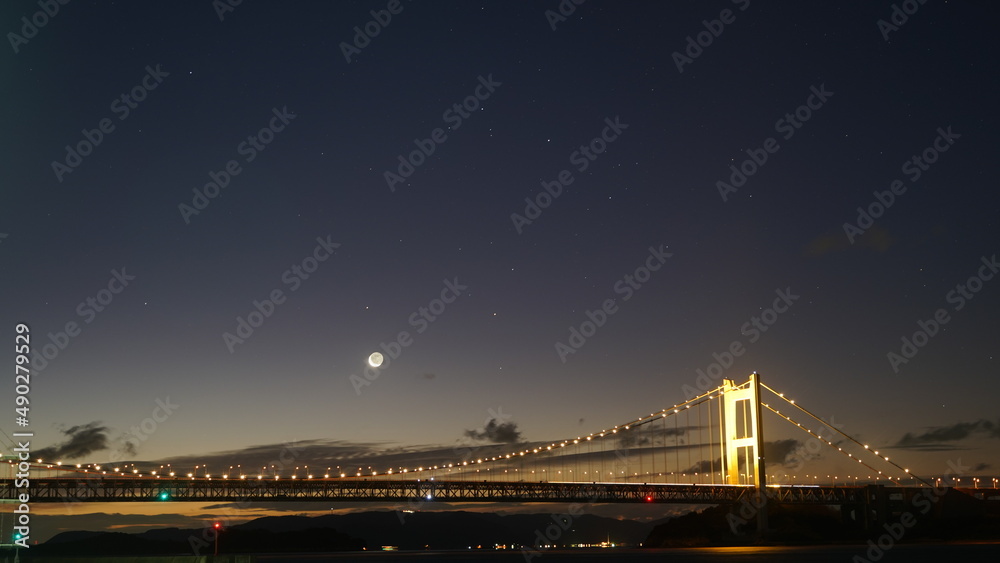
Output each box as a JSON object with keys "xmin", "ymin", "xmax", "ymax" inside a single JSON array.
[{"xmin": 158, "ymin": 491, "xmax": 170, "ymax": 500}]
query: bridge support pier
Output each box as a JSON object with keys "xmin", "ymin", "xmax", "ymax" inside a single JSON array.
[
  {"xmin": 839, "ymin": 485, "xmax": 888, "ymax": 534},
  {"xmin": 864, "ymin": 484, "xmax": 888, "ymax": 533}
]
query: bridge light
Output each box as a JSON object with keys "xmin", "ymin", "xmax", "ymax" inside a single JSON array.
[
  {"xmin": 158, "ymin": 491, "xmax": 170, "ymax": 501},
  {"xmin": 645, "ymin": 496, "xmax": 653, "ymax": 502}
]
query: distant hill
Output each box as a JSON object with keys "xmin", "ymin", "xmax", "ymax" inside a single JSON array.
[
  {"xmin": 236, "ymin": 510, "xmax": 659, "ymax": 549},
  {"xmin": 645, "ymin": 490, "xmax": 1000, "ymax": 547},
  {"xmin": 22, "ymin": 526, "xmax": 363, "ymax": 557},
  {"xmin": 644, "ymin": 504, "xmax": 854, "ymax": 547},
  {"xmin": 22, "ymin": 510, "xmax": 662, "ymax": 556}
]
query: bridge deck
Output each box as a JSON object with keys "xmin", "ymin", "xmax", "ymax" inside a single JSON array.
[{"xmin": 1, "ymin": 478, "xmax": 947, "ymax": 504}]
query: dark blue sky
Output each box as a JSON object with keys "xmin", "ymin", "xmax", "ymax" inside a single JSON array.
[{"xmin": 3, "ymin": 0, "xmax": 999, "ymax": 512}]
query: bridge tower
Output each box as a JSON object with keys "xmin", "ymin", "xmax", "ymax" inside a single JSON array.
[{"xmin": 722, "ymin": 372, "xmax": 768, "ymax": 533}]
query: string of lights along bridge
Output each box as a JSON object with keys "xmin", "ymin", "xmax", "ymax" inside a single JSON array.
[{"xmin": 5, "ymin": 374, "xmax": 972, "ymax": 496}]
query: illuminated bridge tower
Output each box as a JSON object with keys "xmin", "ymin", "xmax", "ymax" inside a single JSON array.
[{"xmin": 722, "ymin": 372, "xmax": 768, "ymax": 532}]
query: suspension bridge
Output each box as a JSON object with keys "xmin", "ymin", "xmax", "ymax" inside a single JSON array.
[{"xmin": 3, "ymin": 373, "xmax": 998, "ymax": 534}]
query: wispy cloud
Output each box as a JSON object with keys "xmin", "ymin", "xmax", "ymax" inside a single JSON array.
[
  {"xmin": 894, "ymin": 419, "xmax": 1000, "ymax": 450},
  {"xmin": 464, "ymin": 419, "xmax": 523, "ymax": 444},
  {"xmin": 764, "ymin": 439, "xmax": 802, "ymax": 465},
  {"xmin": 145, "ymin": 438, "xmax": 535, "ymax": 476},
  {"xmin": 680, "ymin": 439, "xmax": 801, "ymax": 474},
  {"xmin": 682, "ymin": 458, "xmax": 720, "ymax": 474},
  {"xmin": 35, "ymin": 422, "xmax": 111, "ymax": 461}
]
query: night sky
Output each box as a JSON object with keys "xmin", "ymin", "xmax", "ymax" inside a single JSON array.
[{"xmin": 3, "ymin": 0, "xmax": 999, "ymax": 540}]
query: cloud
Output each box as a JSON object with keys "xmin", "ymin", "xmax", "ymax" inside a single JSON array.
[
  {"xmin": 152, "ymin": 434, "xmax": 639, "ymax": 478},
  {"xmin": 895, "ymin": 419, "xmax": 1000, "ymax": 450},
  {"xmin": 35, "ymin": 422, "xmax": 111, "ymax": 461},
  {"xmin": 661, "ymin": 426, "xmax": 696, "ymax": 439},
  {"xmin": 120, "ymin": 440, "xmax": 138, "ymax": 457},
  {"xmin": 612, "ymin": 425, "xmax": 704, "ymax": 449},
  {"xmin": 683, "ymin": 458, "xmax": 720, "ymax": 474},
  {"xmin": 464, "ymin": 419, "xmax": 523, "ymax": 444},
  {"xmin": 805, "ymin": 225, "xmax": 893, "ymax": 256},
  {"xmin": 617, "ymin": 431, "xmax": 651, "ymax": 449},
  {"xmin": 972, "ymin": 462, "xmax": 991, "ymax": 471},
  {"xmin": 152, "ymin": 439, "xmax": 497, "ymax": 476},
  {"xmin": 679, "ymin": 440, "xmax": 800, "ymax": 475},
  {"xmin": 764, "ymin": 439, "xmax": 802, "ymax": 465},
  {"xmin": 419, "ymin": 372, "xmax": 436, "ymax": 380}
]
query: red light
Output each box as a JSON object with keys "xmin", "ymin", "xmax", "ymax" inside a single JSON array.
[
  {"xmin": 213, "ymin": 522, "xmax": 221, "ymax": 529},
  {"xmin": 645, "ymin": 496, "xmax": 653, "ymax": 502}
]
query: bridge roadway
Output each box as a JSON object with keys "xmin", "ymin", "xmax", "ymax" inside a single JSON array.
[{"xmin": 3, "ymin": 477, "xmax": 967, "ymax": 505}]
